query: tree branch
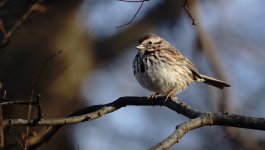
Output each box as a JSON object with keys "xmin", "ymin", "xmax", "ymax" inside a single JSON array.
[
  {"xmin": 0, "ymin": 0, "xmax": 48, "ymax": 48},
  {"xmin": 3, "ymin": 96, "xmax": 265, "ymax": 149},
  {"xmin": 116, "ymin": 0, "xmax": 147, "ymax": 28},
  {"xmin": 149, "ymin": 114, "xmax": 210, "ymax": 150},
  {"xmin": 3, "ymin": 97, "xmax": 201, "ymax": 127},
  {"xmin": 150, "ymin": 111, "xmax": 265, "ymax": 150},
  {"xmin": 183, "ymin": 0, "xmax": 196, "ymax": 25}
]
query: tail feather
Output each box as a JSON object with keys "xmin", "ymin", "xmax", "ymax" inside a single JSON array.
[{"xmin": 200, "ymin": 74, "xmax": 231, "ymax": 89}]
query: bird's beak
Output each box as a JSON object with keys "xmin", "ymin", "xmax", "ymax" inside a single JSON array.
[{"xmin": 136, "ymin": 44, "xmax": 145, "ymax": 50}]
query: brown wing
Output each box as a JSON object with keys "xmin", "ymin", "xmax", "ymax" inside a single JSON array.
[
  {"xmin": 169, "ymin": 48, "xmax": 202, "ymax": 79},
  {"xmin": 182, "ymin": 57, "xmax": 202, "ymax": 79},
  {"xmin": 158, "ymin": 46, "xmax": 202, "ymax": 79}
]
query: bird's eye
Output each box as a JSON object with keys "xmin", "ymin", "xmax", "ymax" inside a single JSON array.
[{"xmin": 148, "ymin": 41, "xmax": 152, "ymax": 44}]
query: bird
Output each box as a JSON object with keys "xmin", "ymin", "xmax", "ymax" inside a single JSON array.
[{"xmin": 132, "ymin": 33, "xmax": 230, "ymax": 101}]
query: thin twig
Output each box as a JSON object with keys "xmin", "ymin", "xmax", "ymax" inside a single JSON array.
[
  {"xmin": 0, "ymin": 100, "xmax": 36, "ymax": 106},
  {"xmin": 183, "ymin": 0, "xmax": 196, "ymax": 25},
  {"xmin": 116, "ymin": 0, "xmax": 146, "ymax": 28},
  {"xmin": 24, "ymin": 91, "xmax": 34, "ymax": 150},
  {"xmin": 24, "ymin": 50, "xmax": 61, "ymax": 149},
  {"xmin": 0, "ymin": 0, "xmax": 47, "ymax": 48},
  {"xmin": 6, "ymin": 0, "xmax": 44, "ymax": 41},
  {"xmin": 35, "ymin": 94, "xmax": 43, "ymax": 121},
  {"xmin": 33, "ymin": 50, "xmax": 62, "ymax": 88}
]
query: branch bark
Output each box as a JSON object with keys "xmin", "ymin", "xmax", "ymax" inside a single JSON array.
[
  {"xmin": 3, "ymin": 96, "xmax": 265, "ymax": 149},
  {"xmin": 149, "ymin": 115, "xmax": 211, "ymax": 150}
]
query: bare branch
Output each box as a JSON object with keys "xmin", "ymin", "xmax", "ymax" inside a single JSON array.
[
  {"xmin": 0, "ymin": 100, "xmax": 36, "ymax": 106},
  {"xmin": 150, "ymin": 110, "xmax": 265, "ymax": 149},
  {"xmin": 3, "ymin": 96, "xmax": 265, "ymax": 149},
  {"xmin": 116, "ymin": 0, "xmax": 194, "ymax": 28},
  {"xmin": 4, "ymin": 96, "xmax": 265, "ymax": 128},
  {"xmin": 116, "ymin": 0, "xmax": 146, "ymax": 28},
  {"xmin": 33, "ymin": 50, "xmax": 62, "ymax": 88},
  {"xmin": 35, "ymin": 94, "xmax": 43, "ymax": 121},
  {"xmin": 149, "ymin": 114, "xmax": 210, "ymax": 150},
  {"xmin": 3, "ymin": 97, "xmax": 200, "ymax": 127},
  {"xmin": 24, "ymin": 50, "xmax": 61, "ymax": 149},
  {"xmin": 183, "ymin": 0, "xmax": 196, "ymax": 25},
  {"xmin": 0, "ymin": 0, "xmax": 48, "ymax": 48}
]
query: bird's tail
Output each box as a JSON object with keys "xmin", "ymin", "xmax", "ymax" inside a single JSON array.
[{"xmin": 200, "ymin": 74, "xmax": 231, "ymax": 89}]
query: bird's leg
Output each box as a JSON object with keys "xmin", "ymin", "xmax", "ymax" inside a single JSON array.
[
  {"xmin": 164, "ymin": 90, "xmax": 177, "ymax": 102},
  {"xmin": 147, "ymin": 93, "xmax": 160, "ymax": 101}
]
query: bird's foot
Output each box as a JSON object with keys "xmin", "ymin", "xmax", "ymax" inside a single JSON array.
[
  {"xmin": 148, "ymin": 93, "xmax": 160, "ymax": 100},
  {"xmin": 164, "ymin": 91, "xmax": 177, "ymax": 102}
]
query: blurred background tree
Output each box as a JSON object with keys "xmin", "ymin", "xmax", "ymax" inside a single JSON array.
[{"xmin": 0, "ymin": 0, "xmax": 265, "ymax": 149}]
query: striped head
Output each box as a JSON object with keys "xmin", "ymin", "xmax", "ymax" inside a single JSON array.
[{"xmin": 136, "ymin": 33, "xmax": 174, "ymax": 56}]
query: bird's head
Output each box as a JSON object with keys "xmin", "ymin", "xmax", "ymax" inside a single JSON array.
[{"xmin": 136, "ymin": 33, "xmax": 173, "ymax": 55}]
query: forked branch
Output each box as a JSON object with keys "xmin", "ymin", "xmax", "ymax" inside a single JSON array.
[{"xmin": 3, "ymin": 96, "xmax": 265, "ymax": 150}]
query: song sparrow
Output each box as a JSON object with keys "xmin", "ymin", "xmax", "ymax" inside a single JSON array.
[{"xmin": 133, "ymin": 33, "xmax": 230, "ymax": 101}]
